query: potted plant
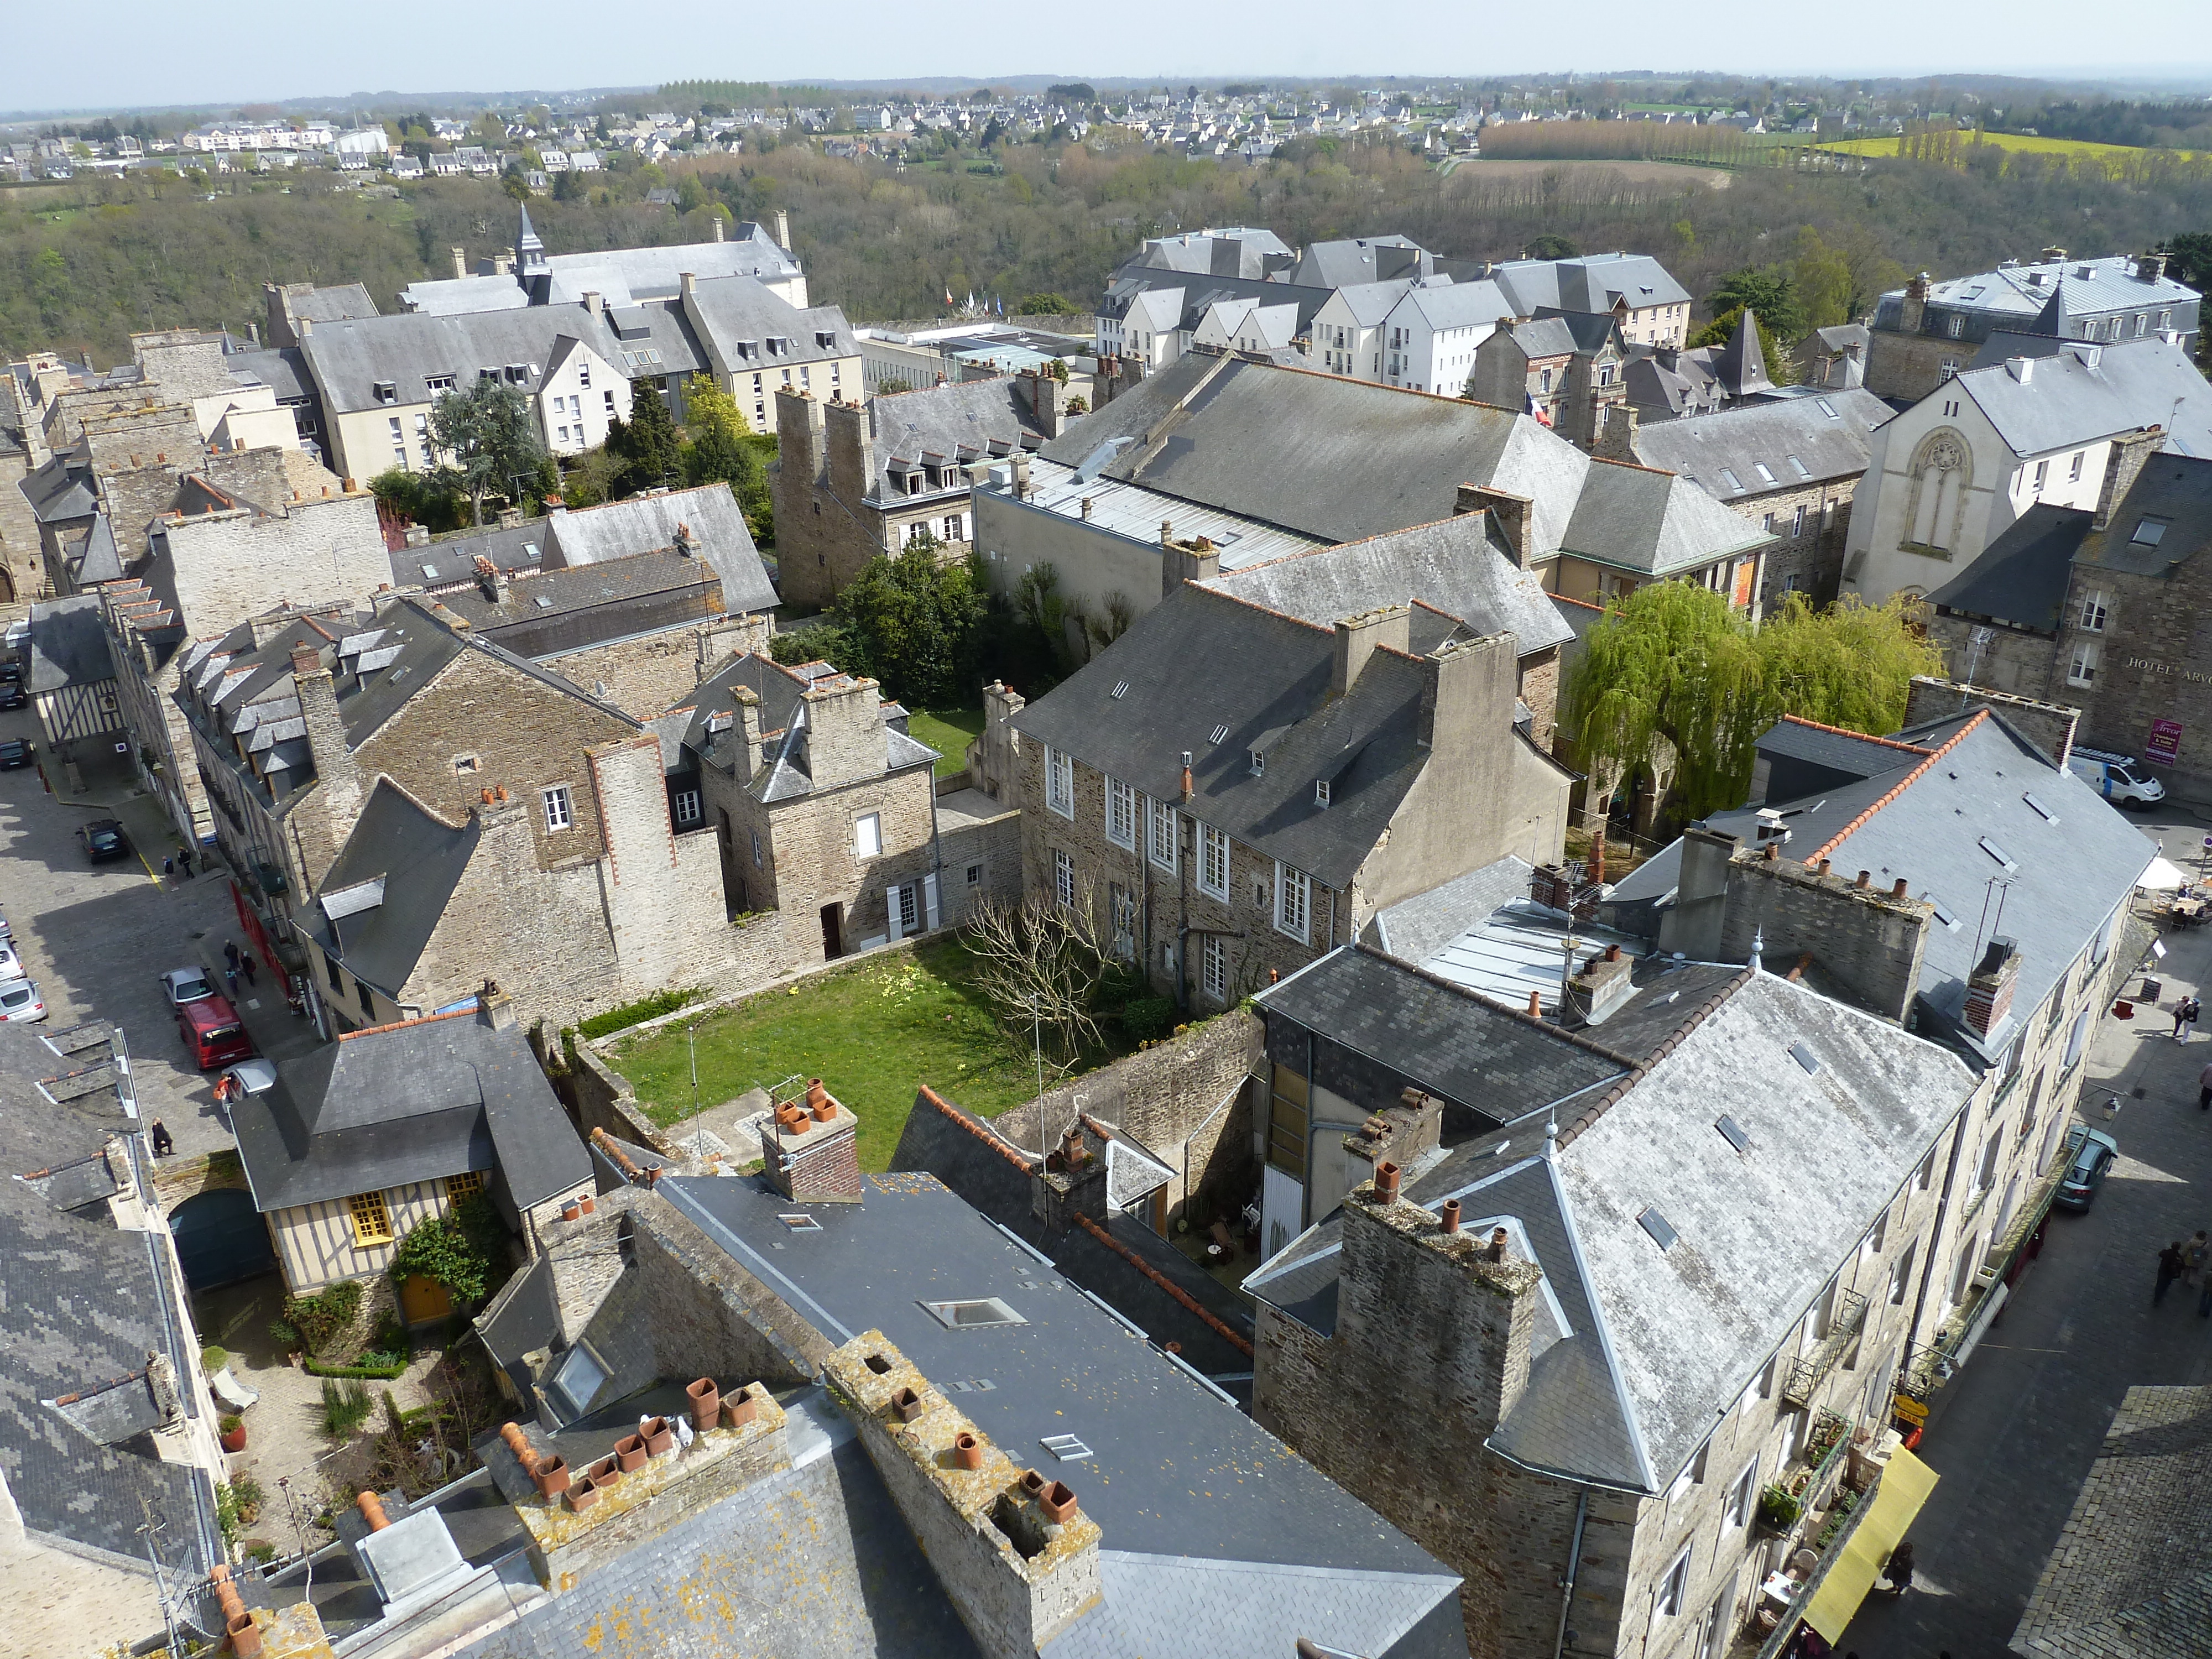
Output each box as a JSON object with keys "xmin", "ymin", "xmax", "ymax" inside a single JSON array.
[
  {"xmin": 1756, "ymin": 1483, "xmax": 1801, "ymax": 1535},
  {"xmin": 219, "ymin": 1414, "xmax": 248, "ymax": 1453}
]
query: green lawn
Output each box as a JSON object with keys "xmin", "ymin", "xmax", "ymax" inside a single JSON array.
[
  {"xmin": 904, "ymin": 706, "xmax": 984, "ymax": 778},
  {"xmin": 607, "ymin": 939, "xmax": 1102, "ymax": 1170}
]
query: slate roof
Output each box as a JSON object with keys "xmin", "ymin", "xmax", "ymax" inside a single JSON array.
[
  {"xmin": 225, "ymin": 345, "xmax": 315, "ymax": 401},
  {"xmin": 2070, "ymin": 452, "xmax": 2212, "ymax": 578},
  {"xmin": 1876, "ymin": 253, "xmax": 2200, "ymax": 333},
  {"xmin": 1288, "ymin": 235, "xmax": 1433, "ymax": 288},
  {"xmin": 400, "ymin": 220, "xmax": 800, "ymax": 315},
  {"xmin": 1949, "ymin": 336, "xmax": 2212, "ymax": 460},
  {"xmin": 302, "ymin": 779, "xmax": 481, "ymax": 994},
  {"xmin": 1928, "ymin": 503, "xmax": 2090, "ymax": 631},
  {"xmin": 862, "ymin": 377, "xmax": 1050, "ymax": 504},
  {"xmin": 231, "ymin": 994, "xmax": 588, "ymax": 1214},
  {"xmin": 1490, "ymin": 252, "xmax": 1692, "ymax": 316},
  {"xmin": 1559, "ymin": 460, "xmax": 1772, "ymax": 575},
  {"xmin": 1632, "ymin": 388, "xmax": 1891, "ymax": 497},
  {"xmin": 1010, "ymin": 582, "xmax": 1433, "ymax": 890},
  {"xmin": 435, "ymin": 548, "xmax": 719, "ymax": 653},
  {"xmin": 298, "ymin": 309, "xmax": 628, "ymax": 413},
  {"xmin": 1198, "ymin": 513, "xmax": 1573, "ymax": 656},
  {"xmin": 1707, "ymin": 712, "xmax": 2154, "ymax": 1052},
  {"xmin": 660, "ymin": 1171, "xmax": 1463, "ymax": 1655},
  {"xmin": 536, "ymin": 485, "xmax": 774, "ymax": 614},
  {"xmin": 288, "ymin": 283, "xmax": 379, "ymax": 326},
  {"xmin": 1709, "ymin": 308, "xmax": 1773, "ymax": 397},
  {"xmin": 1250, "ymin": 958, "xmax": 1978, "ymax": 1493},
  {"xmin": 0, "ymin": 1022, "xmax": 223, "ymax": 1583},
  {"xmin": 680, "ymin": 272, "xmax": 854, "ymax": 376},
  {"xmin": 1390, "ymin": 279, "xmax": 1514, "ymax": 332},
  {"xmin": 1498, "ymin": 317, "xmax": 1577, "ymax": 359},
  {"xmin": 25, "ymin": 593, "xmax": 114, "ymax": 692},
  {"xmin": 675, "ymin": 652, "xmax": 938, "ymax": 800}
]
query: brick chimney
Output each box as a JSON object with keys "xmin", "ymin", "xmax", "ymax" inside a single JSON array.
[
  {"xmin": 1455, "ymin": 483, "xmax": 1536, "ymax": 569},
  {"xmin": 291, "ymin": 643, "xmax": 361, "ymax": 886},
  {"xmin": 760, "ymin": 1081, "xmax": 863, "ymax": 1202},
  {"xmin": 475, "ymin": 555, "xmax": 508, "ymax": 603},
  {"xmin": 2091, "ymin": 426, "xmax": 2166, "ymax": 531},
  {"xmin": 1332, "ymin": 605, "xmax": 1410, "ymax": 697},
  {"xmin": 1343, "ymin": 1088, "xmax": 1443, "ymax": 1192},
  {"xmin": 824, "ymin": 1334, "xmax": 1101, "ymax": 1659},
  {"xmin": 1963, "ymin": 936, "xmax": 2022, "ymax": 1038}
]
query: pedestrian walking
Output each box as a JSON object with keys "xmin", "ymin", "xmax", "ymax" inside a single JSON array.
[
  {"xmin": 239, "ymin": 953, "xmax": 257, "ymax": 987},
  {"xmin": 2176, "ymin": 998, "xmax": 2190, "ymax": 1037},
  {"xmin": 1881, "ymin": 1540, "xmax": 1915, "ymax": 1597},
  {"xmin": 2188, "ymin": 998, "xmax": 2204, "ymax": 1045},
  {"xmin": 2200, "ymin": 1058, "xmax": 2212, "ymax": 1111},
  {"xmin": 161, "ymin": 855, "xmax": 174, "ymax": 880},
  {"xmin": 2157, "ymin": 1241, "xmax": 2186, "ymax": 1305},
  {"xmin": 178, "ymin": 848, "xmax": 192, "ymax": 878},
  {"xmin": 149, "ymin": 1120, "xmax": 173, "ymax": 1157},
  {"xmin": 2201, "ymin": 1274, "xmax": 2212, "ymax": 1318},
  {"xmin": 2188, "ymin": 1232, "xmax": 2210, "ymax": 1288},
  {"xmin": 223, "ymin": 940, "xmax": 240, "ymax": 971},
  {"xmin": 223, "ymin": 966, "xmax": 239, "ymax": 997}
]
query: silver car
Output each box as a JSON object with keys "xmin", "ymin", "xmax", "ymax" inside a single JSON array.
[
  {"xmin": 0, "ymin": 978, "xmax": 47, "ymax": 1023},
  {"xmin": 160, "ymin": 966, "xmax": 216, "ymax": 1007}
]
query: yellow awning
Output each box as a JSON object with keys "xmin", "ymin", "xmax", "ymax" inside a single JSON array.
[{"xmin": 1803, "ymin": 1446, "xmax": 1939, "ymax": 1642}]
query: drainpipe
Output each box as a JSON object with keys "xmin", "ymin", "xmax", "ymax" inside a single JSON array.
[
  {"xmin": 1174, "ymin": 753, "xmax": 1193, "ymax": 1011},
  {"xmin": 1552, "ymin": 1487, "xmax": 1588, "ymax": 1658}
]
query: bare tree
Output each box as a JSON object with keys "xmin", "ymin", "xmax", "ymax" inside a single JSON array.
[{"xmin": 960, "ymin": 891, "xmax": 1116, "ymax": 1071}]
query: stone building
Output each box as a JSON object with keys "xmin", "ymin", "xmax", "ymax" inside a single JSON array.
[
  {"xmin": 1467, "ymin": 312, "xmax": 1628, "ymax": 448},
  {"xmin": 1923, "ymin": 450, "xmax": 2212, "ymax": 786},
  {"xmin": 771, "ymin": 373, "xmax": 1061, "ymax": 612},
  {"xmin": 654, "ymin": 649, "xmax": 1015, "ymax": 964},
  {"xmin": 1865, "ymin": 251, "xmax": 2200, "ymax": 404},
  {"xmin": 1620, "ymin": 307, "xmax": 1776, "ymax": 427},
  {"xmin": 1005, "ymin": 551, "xmax": 1575, "ymax": 1011},
  {"xmin": 228, "ymin": 984, "xmax": 591, "ymax": 1299},
  {"xmin": 1245, "ymin": 946, "xmax": 1969, "ymax": 1658},
  {"xmin": 1619, "ymin": 386, "xmax": 1892, "ymax": 610},
  {"xmin": 1841, "ymin": 334, "xmax": 2212, "ymax": 609}
]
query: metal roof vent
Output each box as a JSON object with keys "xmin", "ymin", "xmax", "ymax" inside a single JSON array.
[
  {"xmin": 1789, "ymin": 1040, "xmax": 1820, "ymax": 1074},
  {"xmin": 922, "ymin": 1297, "xmax": 1026, "ymax": 1330},
  {"xmin": 1715, "ymin": 1115, "xmax": 1752, "ymax": 1154},
  {"xmin": 1040, "ymin": 1432, "xmax": 1093, "ymax": 1462},
  {"xmin": 1209, "ymin": 724, "xmax": 1230, "ymax": 745},
  {"xmin": 1637, "ymin": 1207, "xmax": 1678, "ymax": 1251}
]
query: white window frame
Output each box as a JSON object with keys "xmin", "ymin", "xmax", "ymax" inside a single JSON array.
[
  {"xmin": 672, "ymin": 788, "xmax": 702, "ymax": 827},
  {"xmin": 1147, "ymin": 797, "xmax": 1178, "ymax": 874},
  {"xmin": 1045, "ymin": 745, "xmax": 1074, "ymax": 818},
  {"xmin": 1105, "ymin": 776, "xmax": 1137, "ymax": 851},
  {"xmin": 854, "ymin": 812, "xmax": 883, "ymax": 858},
  {"xmin": 1053, "ymin": 849, "xmax": 1076, "ymax": 908},
  {"xmin": 2078, "ymin": 589, "xmax": 2107, "ymax": 632},
  {"xmin": 1202, "ymin": 933, "xmax": 1228, "ymax": 1001},
  {"xmin": 1721, "ymin": 1455, "xmax": 1758, "ymax": 1530},
  {"xmin": 541, "ymin": 785, "xmax": 572, "ymax": 832},
  {"xmin": 1198, "ymin": 823, "xmax": 1230, "ymax": 900},
  {"xmin": 1655, "ymin": 1542, "xmax": 1692, "ymax": 1617},
  {"xmin": 1275, "ymin": 862, "xmax": 1311, "ymax": 944},
  {"xmin": 2067, "ymin": 639, "xmax": 2099, "ymax": 688}
]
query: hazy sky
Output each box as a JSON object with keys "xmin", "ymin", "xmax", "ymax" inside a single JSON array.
[{"xmin": 8, "ymin": 0, "xmax": 2209, "ymax": 113}]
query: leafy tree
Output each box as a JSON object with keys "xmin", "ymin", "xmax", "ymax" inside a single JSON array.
[
  {"xmin": 1047, "ymin": 84, "xmax": 1097, "ymax": 106},
  {"xmin": 1706, "ymin": 265, "xmax": 1806, "ymax": 343},
  {"xmin": 500, "ymin": 171, "xmax": 531, "ymax": 202},
  {"xmin": 1562, "ymin": 585, "xmax": 1940, "ymax": 821},
  {"xmin": 606, "ymin": 384, "xmax": 682, "ymax": 494},
  {"xmin": 832, "ymin": 532, "xmax": 987, "ymax": 706},
  {"xmin": 680, "ymin": 374, "xmax": 771, "ymax": 537},
  {"xmin": 1016, "ymin": 293, "xmax": 1075, "ymax": 315},
  {"xmin": 1791, "ymin": 227, "xmax": 1856, "ymax": 335},
  {"xmin": 1525, "ymin": 233, "xmax": 1580, "ymax": 259},
  {"xmin": 427, "ymin": 379, "xmax": 546, "ymax": 528},
  {"xmin": 388, "ymin": 1194, "xmax": 508, "ymax": 1303}
]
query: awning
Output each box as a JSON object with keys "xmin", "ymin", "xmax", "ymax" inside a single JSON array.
[
  {"xmin": 2140, "ymin": 854, "xmax": 2189, "ymax": 892},
  {"xmin": 1803, "ymin": 1446, "xmax": 1940, "ymax": 1642}
]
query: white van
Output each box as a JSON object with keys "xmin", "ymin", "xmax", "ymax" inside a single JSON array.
[{"xmin": 2068, "ymin": 748, "xmax": 2166, "ymax": 807}]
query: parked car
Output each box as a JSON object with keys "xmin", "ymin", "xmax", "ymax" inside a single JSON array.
[
  {"xmin": 160, "ymin": 966, "xmax": 216, "ymax": 1007},
  {"xmin": 2053, "ymin": 1124, "xmax": 2120, "ymax": 1211},
  {"xmin": 2068, "ymin": 748, "xmax": 2166, "ymax": 807},
  {"xmin": 0, "ymin": 738, "xmax": 32, "ymax": 769},
  {"xmin": 178, "ymin": 993, "xmax": 253, "ymax": 1071},
  {"xmin": 0, "ymin": 684, "xmax": 24, "ymax": 711},
  {"xmin": 0, "ymin": 941, "xmax": 21, "ymax": 980},
  {"xmin": 0, "ymin": 661, "xmax": 20, "ymax": 686},
  {"xmin": 0, "ymin": 978, "xmax": 47, "ymax": 1024},
  {"xmin": 211, "ymin": 1057, "xmax": 277, "ymax": 1124},
  {"xmin": 79, "ymin": 819, "xmax": 128, "ymax": 862}
]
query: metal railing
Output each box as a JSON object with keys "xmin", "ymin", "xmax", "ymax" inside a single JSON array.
[
  {"xmin": 1747, "ymin": 1459, "xmax": 1887, "ymax": 1659},
  {"xmin": 1782, "ymin": 1290, "xmax": 1869, "ymax": 1407}
]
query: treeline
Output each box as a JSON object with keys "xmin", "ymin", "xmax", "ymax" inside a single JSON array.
[
  {"xmin": 1989, "ymin": 97, "xmax": 2212, "ymax": 153},
  {"xmin": 5, "ymin": 129, "xmax": 2209, "ymax": 366},
  {"xmin": 1476, "ymin": 122, "xmax": 1776, "ymax": 167},
  {"xmin": 658, "ymin": 81, "xmax": 841, "ymax": 111},
  {"xmin": 1890, "ymin": 122, "xmax": 2212, "ymax": 190}
]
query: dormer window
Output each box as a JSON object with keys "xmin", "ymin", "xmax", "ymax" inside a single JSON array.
[
  {"xmin": 1249, "ymin": 749, "xmax": 1265, "ymax": 778},
  {"xmin": 815, "ymin": 330, "xmax": 837, "ymax": 348},
  {"xmin": 1314, "ymin": 780, "xmax": 1331, "ymax": 808},
  {"xmin": 373, "ymin": 382, "xmax": 398, "ymax": 404},
  {"xmin": 424, "ymin": 375, "xmax": 455, "ymax": 394}
]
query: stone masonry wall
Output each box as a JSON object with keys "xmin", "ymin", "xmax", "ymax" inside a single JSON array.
[
  {"xmin": 629, "ymin": 1197, "xmax": 832, "ymax": 1387},
  {"xmin": 589, "ymin": 735, "xmax": 743, "ymax": 1003},
  {"xmin": 1718, "ymin": 853, "xmax": 1932, "ymax": 1023},
  {"xmin": 156, "ymin": 489, "xmax": 388, "ymax": 634},
  {"xmin": 545, "ymin": 611, "xmax": 770, "ymax": 721},
  {"xmin": 1722, "ymin": 481, "xmax": 1857, "ymax": 612}
]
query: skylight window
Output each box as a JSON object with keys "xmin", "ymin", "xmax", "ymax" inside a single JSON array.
[
  {"xmin": 1787, "ymin": 455, "xmax": 1811, "ymax": 480},
  {"xmin": 776, "ymin": 1213, "xmax": 823, "ymax": 1232},
  {"xmin": 1815, "ymin": 398, "xmax": 1839, "ymax": 419},
  {"xmin": 1718, "ymin": 468, "xmax": 1746, "ymax": 494},
  {"xmin": 1979, "ymin": 835, "xmax": 2018, "ymax": 872},
  {"xmin": 1789, "ymin": 1040, "xmax": 1820, "ymax": 1074},
  {"xmin": 1209, "ymin": 724, "xmax": 1230, "ymax": 745},
  {"xmin": 2023, "ymin": 791, "xmax": 2056, "ymax": 822},
  {"xmin": 1639, "ymin": 1207, "xmax": 1679, "ymax": 1251},
  {"xmin": 420, "ymin": 564, "xmax": 440, "ymax": 579},
  {"xmin": 1111, "ymin": 681, "xmax": 1129, "ymax": 700},
  {"xmin": 1927, "ymin": 895, "xmax": 1959, "ymax": 931},
  {"xmin": 1040, "ymin": 1433, "xmax": 1093, "ymax": 1462},
  {"xmin": 922, "ymin": 1297, "xmax": 1027, "ymax": 1330},
  {"xmin": 2130, "ymin": 518, "xmax": 2168, "ymax": 547},
  {"xmin": 534, "ymin": 595, "xmax": 555, "ymax": 609},
  {"xmin": 1716, "ymin": 1115, "xmax": 1752, "ymax": 1154},
  {"xmin": 1753, "ymin": 462, "xmax": 1777, "ymax": 486}
]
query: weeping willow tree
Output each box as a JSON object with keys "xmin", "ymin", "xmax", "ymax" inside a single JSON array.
[{"xmin": 1563, "ymin": 585, "xmax": 1942, "ymax": 822}]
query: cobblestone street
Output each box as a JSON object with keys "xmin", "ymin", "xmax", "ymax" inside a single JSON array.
[{"xmin": 1842, "ymin": 811, "xmax": 2212, "ymax": 1657}]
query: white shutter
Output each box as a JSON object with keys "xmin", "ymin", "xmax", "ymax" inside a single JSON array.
[
  {"xmin": 923, "ymin": 873, "xmax": 940, "ymax": 931},
  {"xmin": 887, "ymin": 884, "xmax": 905, "ymax": 943}
]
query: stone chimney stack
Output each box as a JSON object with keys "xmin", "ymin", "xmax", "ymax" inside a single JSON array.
[
  {"xmin": 823, "ymin": 396, "xmax": 875, "ymax": 505},
  {"xmin": 475, "ymin": 555, "xmax": 508, "ymax": 604},
  {"xmin": 291, "ymin": 642, "xmax": 362, "ymax": 889},
  {"xmin": 1331, "ymin": 605, "xmax": 1410, "ymax": 697},
  {"xmin": 1454, "ymin": 483, "xmax": 1536, "ymax": 568},
  {"xmin": 1964, "ymin": 937, "xmax": 2022, "ymax": 1038},
  {"xmin": 1594, "ymin": 401, "xmax": 1640, "ymax": 463},
  {"xmin": 476, "ymin": 979, "xmax": 516, "ymax": 1030},
  {"xmin": 452, "ymin": 247, "xmax": 467, "ymax": 280},
  {"xmin": 2091, "ymin": 426, "xmax": 2166, "ymax": 531},
  {"xmin": 771, "ymin": 208, "xmax": 791, "ymax": 251},
  {"xmin": 800, "ymin": 673, "xmax": 885, "ymax": 791},
  {"xmin": 1159, "ymin": 534, "xmax": 1219, "ymax": 599},
  {"xmin": 1901, "ymin": 272, "xmax": 1931, "ymax": 335}
]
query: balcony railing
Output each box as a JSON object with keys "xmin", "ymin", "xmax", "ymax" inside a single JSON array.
[{"xmin": 1782, "ymin": 1289, "xmax": 1869, "ymax": 1407}]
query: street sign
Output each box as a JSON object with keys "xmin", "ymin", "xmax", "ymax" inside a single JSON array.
[
  {"xmin": 1891, "ymin": 1393, "xmax": 1929, "ymax": 1425},
  {"xmin": 2151, "ymin": 720, "xmax": 2185, "ymax": 766}
]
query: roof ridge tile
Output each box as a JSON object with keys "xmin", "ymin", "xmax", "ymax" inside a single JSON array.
[
  {"xmin": 1803, "ymin": 709, "xmax": 1989, "ymax": 865},
  {"xmin": 1775, "ymin": 712, "xmax": 1934, "ymax": 755}
]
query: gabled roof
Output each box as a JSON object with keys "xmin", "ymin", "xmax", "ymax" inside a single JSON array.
[
  {"xmin": 304, "ymin": 779, "xmax": 479, "ymax": 997},
  {"xmin": 1491, "ymin": 252, "xmax": 1691, "ymax": 316},
  {"xmin": 1009, "ymin": 582, "xmax": 1432, "ymax": 890},
  {"xmin": 1199, "ymin": 512, "xmax": 1573, "ymax": 656},
  {"xmin": 1949, "ymin": 336, "xmax": 2212, "ymax": 460},
  {"xmin": 680, "ymin": 272, "xmax": 853, "ymax": 375},
  {"xmin": 2070, "ymin": 452, "xmax": 2212, "ymax": 578},
  {"xmin": 1559, "ymin": 460, "xmax": 1772, "ymax": 576},
  {"xmin": 233, "ymin": 993, "xmax": 587, "ymax": 1215},
  {"xmin": 675, "ymin": 652, "xmax": 938, "ymax": 801},
  {"xmin": 1498, "ymin": 317, "xmax": 1577, "ymax": 359},
  {"xmin": 299, "ymin": 307, "xmax": 625, "ymax": 413},
  {"xmin": 25, "ymin": 594, "xmax": 114, "ymax": 693},
  {"xmin": 1928, "ymin": 502, "xmax": 2091, "ymax": 631},
  {"xmin": 1390, "ymin": 279, "xmax": 1513, "ymax": 331},
  {"xmin": 539, "ymin": 483, "xmax": 774, "ymax": 613},
  {"xmin": 399, "ymin": 220, "xmax": 801, "ymax": 315},
  {"xmin": 1632, "ymin": 387, "xmax": 1891, "ymax": 496}
]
